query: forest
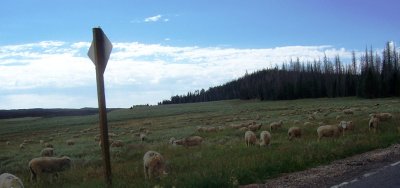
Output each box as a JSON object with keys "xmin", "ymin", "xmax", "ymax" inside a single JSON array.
[{"xmin": 159, "ymin": 42, "xmax": 400, "ymax": 105}]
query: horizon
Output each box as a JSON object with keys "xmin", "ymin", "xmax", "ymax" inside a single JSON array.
[{"xmin": 1, "ymin": 0, "xmax": 399, "ymax": 109}]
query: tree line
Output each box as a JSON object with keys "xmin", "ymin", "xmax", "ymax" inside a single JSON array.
[{"xmin": 158, "ymin": 42, "xmax": 400, "ymax": 105}]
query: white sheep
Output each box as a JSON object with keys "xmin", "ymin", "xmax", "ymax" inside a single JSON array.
[
  {"xmin": 172, "ymin": 136, "xmax": 203, "ymax": 147},
  {"xmin": 269, "ymin": 120, "xmax": 283, "ymax": 131},
  {"xmin": 19, "ymin": 143, "xmax": 25, "ymax": 150},
  {"xmin": 338, "ymin": 121, "xmax": 354, "ymax": 135},
  {"xmin": 0, "ymin": 173, "xmax": 24, "ymax": 188},
  {"xmin": 29, "ymin": 156, "xmax": 72, "ymax": 182},
  {"xmin": 288, "ymin": 127, "xmax": 302, "ymax": 141},
  {"xmin": 369, "ymin": 116, "xmax": 380, "ymax": 133},
  {"xmin": 143, "ymin": 151, "xmax": 167, "ymax": 179},
  {"xmin": 244, "ymin": 131, "xmax": 257, "ymax": 147},
  {"xmin": 40, "ymin": 148, "xmax": 55, "ymax": 157},
  {"xmin": 317, "ymin": 125, "xmax": 341, "ymax": 142},
  {"xmin": 343, "ymin": 109, "xmax": 354, "ymax": 115},
  {"xmin": 259, "ymin": 131, "xmax": 271, "ymax": 147}
]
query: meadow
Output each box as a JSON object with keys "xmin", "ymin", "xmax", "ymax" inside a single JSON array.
[{"xmin": 1, "ymin": 97, "xmax": 400, "ymax": 188}]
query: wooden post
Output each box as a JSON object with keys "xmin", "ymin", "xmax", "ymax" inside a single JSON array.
[{"xmin": 92, "ymin": 27, "xmax": 112, "ymax": 186}]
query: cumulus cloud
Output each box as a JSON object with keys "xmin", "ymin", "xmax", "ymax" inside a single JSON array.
[
  {"xmin": 0, "ymin": 41, "xmax": 355, "ymax": 109},
  {"xmin": 144, "ymin": 15, "xmax": 163, "ymax": 22}
]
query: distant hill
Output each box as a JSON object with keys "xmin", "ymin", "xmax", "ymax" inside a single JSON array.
[{"xmin": 0, "ymin": 108, "xmax": 119, "ymax": 119}]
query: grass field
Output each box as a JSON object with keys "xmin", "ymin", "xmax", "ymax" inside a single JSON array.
[{"xmin": 1, "ymin": 97, "xmax": 400, "ymax": 188}]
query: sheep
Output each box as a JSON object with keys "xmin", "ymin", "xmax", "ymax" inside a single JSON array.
[
  {"xmin": 172, "ymin": 136, "xmax": 203, "ymax": 147},
  {"xmin": 6, "ymin": 141, "xmax": 10, "ymax": 145},
  {"xmin": 303, "ymin": 122, "xmax": 313, "ymax": 126},
  {"xmin": 66, "ymin": 139, "xmax": 75, "ymax": 146},
  {"xmin": 19, "ymin": 143, "xmax": 25, "ymax": 150},
  {"xmin": 317, "ymin": 125, "xmax": 341, "ymax": 142},
  {"xmin": 197, "ymin": 126, "xmax": 207, "ymax": 132},
  {"xmin": 44, "ymin": 143, "xmax": 53, "ymax": 148},
  {"xmin": 288, "ymin": 127, "xmax": 302, "ymax": 141},
  {"xmin": 205, "ymin": 127, "xmax": 218, "ymax": 133},
  {"xmin": 140, "ymin": 133, "xmax": 147, "ymax": 142},
  {"xmin": 98, "ymin": 139, "xmax": 113, "ymax": 148},
  {"xmin": 238, "ymin": 127, "xmax": 249, "ymax": 132},
  {"xmin": 39, "ymin": 140, "xmax": 44, "ymax": 144},
  {"xmin": 369, "ymin": 116, "xmax": 380, "ymax": 133},
  {"xmin": 169, "ymin": 137, "xmax": 176, "ymax": 144},
  {"xmin": 370, "ymin": 113, "xmax": 393, "ymax": 121},
  {"xmin": 269, "ymin": 120, "xmax": 283, "ymax": 131},
  {"xmin": 343, "ymin": 109, "xmax": 354, "ymax": 115},
  {"xmin": 244, "ymin": 131, "xmax": 257, "ymax": 147},
  {"xmin": 259, "ymin": 131, "xmax": 271, "ymax": 147},
  {"xmin": 338, "ymin": 121, "xmax": 355, "ymax": 135},
  {"xmin": 230, "ymin": 123, "xmax": 246, "ymax": 129},
  {"xmin": 248, "ymin": 123, "xmax": 262, "ymax": 131},
  {"xmin": 110, "ymin": 140, "xmax": 124, "ymax": 147},
  {"xmin": 143, "ymin": 151, "xmax": 167, "ymax": 179},
  {"xmin": 335, "ymin": 115, "xmax": 342, "ymax": 120},
  {"xmin": 0, "ymin": 173, "xmax": 24, "ymax": 188},
  {"xmin": 40, "ymin": 148, "xmax": 55, "ymax": 157},
  {"xmin": 29, "ymin": 156, "xmax": 72, "ymax": 182}
]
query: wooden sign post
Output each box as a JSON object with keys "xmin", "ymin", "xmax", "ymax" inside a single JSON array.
[{"xmin": 88, "ymin": 27, "xmax": 113, "ymax": 186}]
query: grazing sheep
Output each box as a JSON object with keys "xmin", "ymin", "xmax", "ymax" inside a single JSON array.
[
  {"xmin": 169, "ymin": 137, "xmax": 176, "ymax": 144},
  {"xmin": 140, "ymin": 133, "xmax": 147, "ymax": 142},
  {"xmin": 39, "ymin": 140, "xmax": 44, "ymax": 144},
  {"xmin": 44, "ymin": 143, "xmax": 53, "ymax": 148},
  {"xmin": 23, "ymin": 139, "xmax": 34, "ymax": 144},
  {"xmin": 303, "ymin": 122, "xmax": 313, "ymax": 126},
  {"xmin": 40, "ymin": 148, "xmax": 55, "ymax": 157},
  {"xmin": 217, "ymin": 126, "xmax": 225, "ymax": 131},
  {"xmin": 173, "ymin": 136, "xmax": 203, "ymax": 147},
  {"xmin": 19, "ymin": 143, "xmax": 25, "ymax": 150},
  {"xmin": 143, "ymin": 151, "xmax": 167, "ymax": 179},
  {"xmin": 259, "ymin": 131, "xmax": 271, "ymax": 146},
  {"xmin": 0, "ymin": 173, "xmax": 24, "ymax": 188},
  {"xmin": 338, "ymin": 121, "xmax": 355, "ymax": 135},
  {"xmin": 230, "ymin": 123, "xmax": 246, "ymax": 129},
  {"xmin": 196, "ymin": 126, "xmax": 207, "ymax": 132},
  {"xmin": 29, "ymin": 156, "xmax": 72, "ymax": 182},
  {"xmin": 244, "ymin": 131, "xmax": 257, "ymax": 147},
  {"xmin": 238, "ymin": 127, "xmax": 249, "ymax": 132},
  {"xmin": 288, "ymin": 127, "xmax": 302, "ymax": 141},
  {"xmin": 269, "ymin": 120, "xmax": 283, "ymax": 131},
  {"xmin": 248, "ymin": 123, "xmax": 262, "ymax": 131},
  {"xmin": 293, "ymin": 120, "xmax": 300, "ymax": 125},
  {"xmin": 335, "ymin": 115, "xmax": 342, "ymax": 120},
  {"xmin": 111, "ymin": 140, "xmax": 124, "ymax": 147},
  {"xmin": 6, "ymin": 141, "xmax": 10, "ymax": 145},
  {"xmin": 369, "ymin": 116, "xmax": 380, "ymax": 133},
  {"xmin": 370, "ymin": 113, "xmax": 393, "ymax": 121},
  {"xmin": 317, "ymin": 125, "xmax": 341, "ymax": 142},
  {"xmin": 308, "ymin": 114, "xmax": 316, "ymax": 120},
  {"xmin": 343, "ymin": 109, "xmax": 354, "ymax": 115},
  {"xmin": 66, "ymin": 139, "xmax": 75, "ymax": 146}
]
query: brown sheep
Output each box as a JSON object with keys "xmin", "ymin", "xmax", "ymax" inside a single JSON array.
[
  {"xmin": 29, "ymin": 156, "xmax": 72, "ymax": 182},
  {"xmin": 259, "ymin": 131, "xmax": 271, "ymax": 147},
  {"xmin": 244, "ymin": 131, "xmax": 257, "ymax": 147},
  {"xmin": 269, "ymin": 120, "xmax": 283, "ymax": 131},
  {"xmin": 317, "ymin": 125, "xmax": 341, "ymax": 142},
  {"xmin": 369, "ymin": 116, "xmax": 380, "ymax": 133},
  {"xmin": 0, "ymin": 173, "xmax": 24, "ymax": 188},
  {"xmin": 40, "ymin": 148, "xmax": 55, "ymax": 157},
  {"xmin": 288, "ymin": 127, "xmax": 302, "ymax": 141},
  {"xmin": 66, "ymin": 139, "xmax": 75, "ymax": 146},
  {"xmin": 143, "ymin": 151, "xmax": 167, "ymax": 179},
  {"xmin": 172, "ymin": 136, "xmax": 203, "ymax": 147}
]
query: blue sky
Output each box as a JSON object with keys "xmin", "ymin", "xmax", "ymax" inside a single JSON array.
[{"xmin": 0, "ymin": 0, "xmax": 399, "ymax": 109}]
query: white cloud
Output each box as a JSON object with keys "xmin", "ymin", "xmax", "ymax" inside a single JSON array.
[
  {"xmin": 144, "ymin": 15, "xmax": 163, "ymax": 22},
  {"xmin": 0, "ymin": 41, "xmax": 356, "ymax": 109}
]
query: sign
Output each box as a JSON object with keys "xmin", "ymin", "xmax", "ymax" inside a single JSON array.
[{"xmin": 88, "ymin": 28, "xmax": 113, "ymax": 74}]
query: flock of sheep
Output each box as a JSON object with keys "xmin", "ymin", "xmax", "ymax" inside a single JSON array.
[{"xmin": 0, "ymin": 108, "xmax": 394, "ymax": 187}]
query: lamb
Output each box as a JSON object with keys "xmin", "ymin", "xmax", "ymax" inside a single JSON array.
[
  {"xmin": 172, "ymin": 136, "xmax": 203, "ymax": 147},
  {"xmin": 288, "ymin": 127, "xmax": 302, "ymax": 141},
  {"xmin": 338, "ymin": 121, "xmax": 355, "ymax": 135},
  {"xmin": 40, "ymin": 148, "xmax": 55, "ymax": 157},
  {"xmin": 0, "ymin": 173, "xmax": 24, "ymax": 188},
  {"xmin": 248, "ymin": 123, "xmax": 262, "ymax": 131},
  {"xmin": 317, "ymin": 125, "xmax": 341, "ymax": 142},
  {"xmin": 259, "ymin": 131, "xmax": 271, "ymax": 146},
  {"xmin": 66, "ymin": 139, "xmax": 75, "ymax": 146},
  {"xmin": 269, "ymin": 120, "xmax": 283, "ymax": 131},
  {"xmin": 143, "ymin": 151, "xmax": 167, "ymax": 179},
  {"xmin": 244, "ymin": 131, "xmax": 257, "ymax": 147},
  {"xmin": 29, "ymin": 156, "xmax": 72, "ymax": 182},
  {"xmin": 369, "ymin": 116, "xmax": 380, "ymax": 133}
]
